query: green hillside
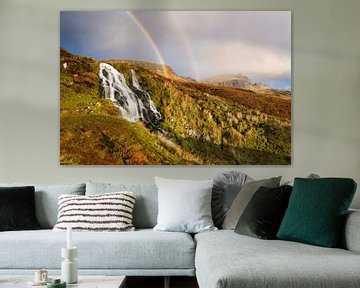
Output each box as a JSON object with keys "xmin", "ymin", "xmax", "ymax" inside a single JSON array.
[{"xmin": 60, "ymin": 48, "xmax": 291, "ymax": 165}]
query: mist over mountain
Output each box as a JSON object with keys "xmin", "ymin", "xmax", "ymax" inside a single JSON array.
[{"xmin": 60, "ymin": 48, "xmax": 291, "ymax": 165}]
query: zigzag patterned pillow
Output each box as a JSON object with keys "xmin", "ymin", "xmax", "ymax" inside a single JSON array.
[{"xmin": 53, "ymin": 192, "xmax": 136, "ymax": 231}]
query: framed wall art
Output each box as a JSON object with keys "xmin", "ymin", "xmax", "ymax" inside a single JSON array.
[{"xmin": 60, "ymin": 11, "xmax": 291, "ymax": 165}]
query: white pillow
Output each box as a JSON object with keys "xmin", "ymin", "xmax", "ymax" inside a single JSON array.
[
  {"xmin": 153, "ymin": 177, "xmax": 217, "ymax": 233},
  {"xmin": 53, "ymin": 192, "xmax": 135, "ymax": 232}
]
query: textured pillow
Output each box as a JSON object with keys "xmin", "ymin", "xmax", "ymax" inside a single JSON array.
[
  {"xmin": 222, "ymin": 176, "xmax": 281, "ymax": 230},
  {"xmin": 0, "ymin": 183, "xmax": 85, "ymax": 228},
  {"xmin": 86, "ymin": 182, "xmax": 158, "ymax": 229},
  {"xmin": 212, "ymin": 171, "xmax": 251, "ymax": 228},
  {"xmin": 235, "ymin": 185, "xmax": 293, "ymax": 239},
  {"xmin": 53, "ymin": 192, "xmax": 136, "ymax": 231},
  {"xmin": 154, "ymin": 177, "xmax": 217, "ymax": 233},
  {"xmin": 277, "ymin": 178, "xmax": 357, "ymax": 247},
  {"xmin": 0, "ymin": 186, "xmax": 41, "ymax": 231}
]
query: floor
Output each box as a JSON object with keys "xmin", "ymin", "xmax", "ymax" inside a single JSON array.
[{"xmin": 126, "ymin": 276, "xmax": 199, "ymax": 288}]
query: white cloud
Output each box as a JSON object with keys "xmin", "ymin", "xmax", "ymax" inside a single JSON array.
[{"xmin": 193, "ymin": 40, "xmax": 291, "ymax": 80}]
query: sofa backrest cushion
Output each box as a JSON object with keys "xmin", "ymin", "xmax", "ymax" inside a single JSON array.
[
  {"xmin": 0, "ymin": 183, "xmax": 86, "ymax": 229},
  {"xmin": 86, "ymin": 181, "xmax": 158, "ymax": 229}
]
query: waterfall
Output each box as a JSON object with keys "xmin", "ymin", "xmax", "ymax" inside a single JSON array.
[
  {"xmin": 99, "ymin": 63, "xmax": 162, "ymax": 126},
  {"xmin": 130, "ymin": 70, "xmax": 162, "ymax": 124}
]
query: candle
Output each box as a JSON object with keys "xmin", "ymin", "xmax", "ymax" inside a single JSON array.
[{"xmin": 67, "ymin": 225, "xmax": 72, "ymax": 249}]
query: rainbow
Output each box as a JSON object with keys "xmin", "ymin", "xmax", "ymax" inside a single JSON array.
[
  {"xmin": 169, "ymin": 11, "xmax": 199, "ymax": 81},
  {"xmin": 126, "ymin": 11, "xmax": 170, "ymax": 78},
  {"xmin": 126, "ymin": 11, "xmax": 198, "ymax": 81}
]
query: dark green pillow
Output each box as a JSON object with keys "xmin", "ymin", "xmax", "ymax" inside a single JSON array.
[
  {"xmin": 0, "ymin": 186, "xmax": 41, "ymax": 231},
  {"xmin": 277, "ymin": 178, "xmax": 357, "ymax": 247},
  {"xmin": 235, "ymin": 185, "xmax": 292, "ymax": 239}
]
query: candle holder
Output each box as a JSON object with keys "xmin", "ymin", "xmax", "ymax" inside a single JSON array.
[{"xmin": 61, "ymin": 247, "xmax": 78, "ymax": 284}]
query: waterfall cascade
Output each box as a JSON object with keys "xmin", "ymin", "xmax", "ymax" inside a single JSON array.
[{"xmin": 99, "ymin": 63, "xmax": 162, "ymax": 126}]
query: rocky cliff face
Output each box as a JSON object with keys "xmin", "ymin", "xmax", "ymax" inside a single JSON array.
[{"xmin": 99, "ymin": 63, "xmax": 162, "ymax": 127}]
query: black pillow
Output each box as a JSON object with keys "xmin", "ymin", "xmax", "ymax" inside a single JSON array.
[
  {"xmin": 234, "ymin": 185, "xmax": 292, "ymax": 239},
  {"xmin": 0, "ymin": 186, "xmax": 41, "ymax": 231}
]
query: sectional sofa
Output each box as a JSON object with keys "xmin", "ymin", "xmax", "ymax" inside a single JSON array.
[{"xmin": 0, "ymin": 180, "xmax": 359, "ymax": 288}]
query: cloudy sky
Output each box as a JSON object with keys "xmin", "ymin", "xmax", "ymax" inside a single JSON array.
[{"xmin": 61, "ymin": 11, "xmax": 291, "ymax": 89}]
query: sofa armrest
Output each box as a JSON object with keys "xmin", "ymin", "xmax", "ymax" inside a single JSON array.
[{"xmin": 342, "ymin": 209, "xmax": 360, "ymax": 253}]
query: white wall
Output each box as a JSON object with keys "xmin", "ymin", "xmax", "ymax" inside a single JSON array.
[{"xmin": 0, "ymin": 0, "xmax": 359, "ymax": 208}]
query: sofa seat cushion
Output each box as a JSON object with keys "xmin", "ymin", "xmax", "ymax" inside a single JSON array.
[
  {"xmin": 0, "ymin": 229, "xmax": 195, "ymax": 270},
  {"xmin": 195, "ymin": 230, "xmax": 360, "ymax": 288}
]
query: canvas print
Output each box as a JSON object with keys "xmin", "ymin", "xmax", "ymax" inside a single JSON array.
[{"xmin": 60, "ymin": 11, "xmax": 291, "ymax": 165}]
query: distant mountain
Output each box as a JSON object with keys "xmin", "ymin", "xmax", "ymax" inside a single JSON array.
[
  {"xmin": 246, "ymin": 83, "xmax": 291, "ymax": 97},
  {"xmin": 204, "ymin": 74, "xmax": 291, "ymax": 97},
  {"xmin": 60, "ymin": 48, "xmax": 291, "ymax": 165},
  {"xmin": 203, "ymin": 74, "xmax": 251, "ymax": 88}
]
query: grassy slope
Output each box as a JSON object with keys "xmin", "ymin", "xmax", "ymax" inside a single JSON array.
[
  {"xmin": 60, "ymin": 49, "xmax": 201, "ymax": 165},
  {"xmin": 60, "ymin": 48, "xmax": 291, "ymax": 165}
]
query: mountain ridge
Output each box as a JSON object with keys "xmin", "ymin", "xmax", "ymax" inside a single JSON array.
[
  {"xmin": 204, "ymin": 73, "xmax": 291, "ymax": 97},
  {"xmin": 204, "ymin": 74, "xmax": 251, "ymax": 88}
]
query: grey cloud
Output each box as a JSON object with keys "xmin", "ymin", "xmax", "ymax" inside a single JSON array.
[{"xmin": 61, "ymin": 11, "xmax": 291, "ymax": 86}]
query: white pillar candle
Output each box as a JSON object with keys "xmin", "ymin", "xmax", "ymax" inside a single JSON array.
[{"xmin": 67, "ymin": 225, "xmax": 72, "ymax": 249}]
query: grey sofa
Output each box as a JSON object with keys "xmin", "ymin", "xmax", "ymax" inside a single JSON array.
[
  {"xmin": 195, "ymin": 212, "xmax": 360, "ymax": 288},
  {"xmin": 0, "ymin": 181, "xmax": 360, "ymax": 288}
]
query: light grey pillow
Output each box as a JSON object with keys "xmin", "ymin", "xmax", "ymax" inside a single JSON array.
[
  {"xmin": 222, "ymin": 177, "xmax": 281, "ymax": 230},
  {"xmin": 153, "ymin": 177, "xmax": 217, "ymax": 233},
  {"xmin": 0, "ymin": 183, "xmax": 85, "ymax": 228}
]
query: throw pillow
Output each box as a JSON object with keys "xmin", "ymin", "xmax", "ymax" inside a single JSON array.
[
  {"xmin": 234, "ymin": 185, "xmax": 293, "ymax": 239},
  {"xmin": 53, "ymin": 192, "xmax": 136, "ymax": 231},
  {"xmin": 0, "ymin": 186, "xmax": 41, "ymax": 231},
  {"xmin": 153, "ymin": 177, "xmax": 217, "ymax": 233},
  {"xmin": 212, "ymin": 171, "xmax": 251, "ymax": 228},
  {"xmin": 86, "ymin": 181, "xmax": 158, "ymax": 229},
  {"xmin": 277, "ymin": 178, "xmax": 357, "ymax": 247},
  {"xmin": 222, "ymin": 176, "xmax": 281, "ymax": 230}
]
